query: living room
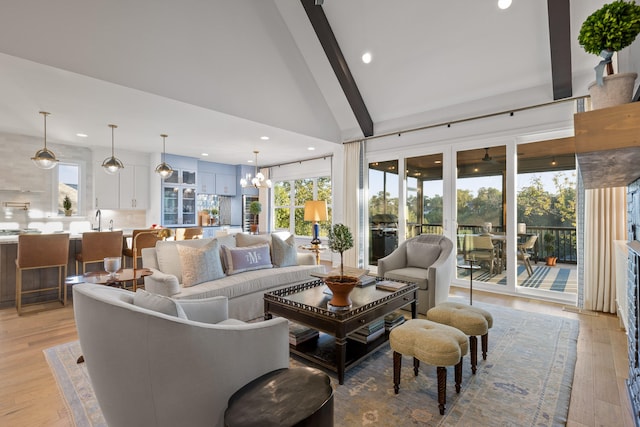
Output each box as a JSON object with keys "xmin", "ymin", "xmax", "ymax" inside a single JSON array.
[{"xmin": 1, "ymin": 1, "xmax": 639, "ymax": 426}]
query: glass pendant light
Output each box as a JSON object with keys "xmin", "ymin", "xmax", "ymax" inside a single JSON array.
[
  {"xmin": 155, "ymin": 133, "xmax": 174, "ymax": 179},
  {"xmin": 32, "ymin": 111, "xmax": 59, "ymax": 169},
  {"xmin": 240, "ymin": 150, "xmax": 272, "ymax": 188},
  {"xmin": 102, "ymin": 124, "xmax": 124, "ymax": 174}
]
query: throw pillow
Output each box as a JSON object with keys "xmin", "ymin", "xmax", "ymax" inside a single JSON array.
[
  {"xmin": 133, "ymin": 289, "xmax": 187, "ymax": 319},
  {"xmin": 406, "ymin": 241, "xmax": 441, "ymax": 269},
  {"xmin": 221, "ymin": 243, "xmax": 273, "ymax": 275},
  {"xmin": 156, "ymin": 238, "xmax": 213, "ymax": 283},
  {"xmin": 176, "ymin": 239, "xmax": 225, "ymax": 287},
  {"xmin": 235, "ymin": 233, "xmax": 271, "ymax": 248},
  {"xmin": 272, "ymin": 234, "xmax": 298, "ymax": 267}
]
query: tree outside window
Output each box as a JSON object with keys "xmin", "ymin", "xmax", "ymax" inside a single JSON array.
[{"xmin": 274, "ymin": 177, "xmax": 332, "ymax": 237}]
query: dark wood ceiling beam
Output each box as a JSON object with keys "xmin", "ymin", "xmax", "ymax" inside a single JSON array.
[
  {"xmin": 547, "ymin": 0, "xmax": 572, "ymax": 100},
  {"xmin": 301, "ymin": 0, "xmax": 374, "ymax": 137}
]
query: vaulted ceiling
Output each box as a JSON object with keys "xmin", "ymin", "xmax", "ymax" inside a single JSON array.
[{"xmin": 0, "ymin": 0, "xmax": 618, "ymax": 167}]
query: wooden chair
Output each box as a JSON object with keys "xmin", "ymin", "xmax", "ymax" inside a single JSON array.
[
  {"xmin": 122, "ymin": 230, "xmax": 161, "ymax": 269},
  {"xmin": 517, "ymin": 235, "xmax": 538, "ymax": 276},
  {"xmin": 175, "ymin": 227, "xmax": 203, "ymax": 240},
  {"xmin": 467, "ymin": 235, "xmax": 499, "ymax": 276},
  {"xmin": 15, "ymin": 233, "xmax": 70, "ymax": 315},
  {"xmin": 75, "ymin": 230, "xmax": 123, "ymax": 274}
]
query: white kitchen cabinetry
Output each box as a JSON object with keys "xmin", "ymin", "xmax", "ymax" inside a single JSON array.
[
  {"xmin": 94, "ymin": 164, "xmax": 148, "ymax": 210},
  {"xmin": 119, "ymin": 165, "xmax": 149, "ymax": 209},
  {"xmin": 215, "ymin": 173, "xmax": 236, "ymax": 196}
]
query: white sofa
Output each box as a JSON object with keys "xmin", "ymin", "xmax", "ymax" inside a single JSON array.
[
  {"xmin": 73, "ymin": 282, "xmax": 290, "ymax": 427},
  {"xmin": 142, "ymin": 233, "xmax": 325, "ymax": 321}
]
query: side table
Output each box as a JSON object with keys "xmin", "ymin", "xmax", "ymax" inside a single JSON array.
[
  {"xmin": 456, "ymin": 260, "xmax": 481, "ymax": 305},
  {"xmin": 299, "ymin": 244, "xmax": 327, "ymax": 266}
]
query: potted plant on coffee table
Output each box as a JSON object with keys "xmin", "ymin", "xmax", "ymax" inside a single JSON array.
[
  {"xmin": 578, "ymin": 0, "xmax": 640, "ymax": 108},
  {"xmin": 324, "ymin": 223, "xmax": 360, "ymax": 309},
  {"xmin": 249, "ymin": 201, "xmax": 262, "ymax": 234}
]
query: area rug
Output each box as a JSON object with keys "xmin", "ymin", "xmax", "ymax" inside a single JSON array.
[
  {"xmin": 472, "ymin": 264, "xmax": 578, "ymax": 293},
  {"xmin": 44, "ymin": 301, "xmax": 579, "ymax": 427}
]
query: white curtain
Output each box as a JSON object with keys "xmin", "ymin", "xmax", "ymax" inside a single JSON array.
[
  {"xmin": 584, "ymin": 187, "xmax": 626, "ymax": 313},
  {"xmin": 343, "ymin": 141, "xmax": 362, "ymax": 268}
]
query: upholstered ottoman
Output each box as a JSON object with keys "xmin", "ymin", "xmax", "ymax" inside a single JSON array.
[
  {"xmin": 426, "ymin": 302, "xmax": 493, "ymax": 374},
  {"xmin": 389, "ymin": 319, "xmax": 468, "ymax": 415}
]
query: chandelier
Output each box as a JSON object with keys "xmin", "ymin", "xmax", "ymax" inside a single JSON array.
[
  {"xmin": 240, "ymin": 150, "xmax": 272, "ymax": 189},
  {"xmin": 102, "ymin": 124, "xmax": 124, "ymax": 174}
]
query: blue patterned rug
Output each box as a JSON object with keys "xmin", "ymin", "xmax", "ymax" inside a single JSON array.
[{"xmin": 44, "ymin": 301, "xmax": 578, "ymax": 426}]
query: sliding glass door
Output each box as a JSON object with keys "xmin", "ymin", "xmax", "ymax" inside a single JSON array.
[{"xmin": 368, "ymin": 160, "xmax": 399, "ymax": 265}]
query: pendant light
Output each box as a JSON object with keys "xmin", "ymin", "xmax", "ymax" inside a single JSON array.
[
  {"xmin": 155, "ymin": 133, "xmax": 174, "ymax": 179},
  {"xmin": 102, "ymin": 124, "xmax": 124, "ymax": 174},
  {"xmin": 32, "ymin": 111, "xmax": 59, "ymax": 169},
  {"xmin": 240, "ymin": 150, "xmax": 272, "ymax": 189}
]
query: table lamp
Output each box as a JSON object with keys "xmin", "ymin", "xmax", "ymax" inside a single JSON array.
[{"xmin": 304, "ymin": 200, "xmax": 328, "ymax": 245}]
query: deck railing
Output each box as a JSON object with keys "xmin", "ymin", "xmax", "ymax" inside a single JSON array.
[{"xmin": 412, "ymin": 223, "xmax": 577, "ymax": 264}]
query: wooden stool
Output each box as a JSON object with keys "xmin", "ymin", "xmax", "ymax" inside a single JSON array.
[
  {"xmin": 427, "ymin": 301, "xmax": 493, "ymax": 374},
  {"xmin": 389, "ymin": 319, "xmax": 468, "ymax": 415}
]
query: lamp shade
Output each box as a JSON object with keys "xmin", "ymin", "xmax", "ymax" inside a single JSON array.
[{"xmin": 304, "ymin": 200, "xmax": 328, "ymax": 222}]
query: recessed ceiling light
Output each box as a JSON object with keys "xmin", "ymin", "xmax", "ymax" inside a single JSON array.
[
  {"xmin": 260, "ymin": 136, "xmax": 269, "ymax": 141},
  {"xmin": 248, "ymin": 159, "xmax": 254, "ymax": 163},
  {"xmin": 434, "ymin": 160, "xmax": 442, "ymax": 164},
  {"xmin": 498, "ymin": 0, "xmax": 512, "ymax": 9},
  {"xmin": 201, "ymin": 153, "xmax": 209, "ymax": 156},
  {"xmin": 362, "ymin": 52, "xmax": 372, "ymax": 64},
  {"xmin": 76, "ymin": 133, "xmax": 88, "ymax": 138},
  {"xmin": 308, "ymin": 146, "xmax": 315, "ymax": 151}
]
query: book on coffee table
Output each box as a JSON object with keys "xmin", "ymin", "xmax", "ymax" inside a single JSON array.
[{"xmin": 375, "ymin": 280, "xmax": 408, "ymax": 292}]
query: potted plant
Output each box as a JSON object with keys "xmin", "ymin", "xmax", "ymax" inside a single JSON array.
[
  {"xmin": 324, "ymin": 223, "xmax": 360, "ymax": 308},
  {"xmin": 249, "ymin": 201, "xmax": 262, "ymax": 234},
  {"xmin": 578, "ymin": 0, "xmax": 640, "ymax": 108},
  {"xmin": 209, "ymin": 208, "xmax": 219, "ymax": 225},
  {"xmin": 63, "ymin": 195, "xmax": 72, "ymax": 216},
  {"xmin": 543, "ymin": 232, "xmax": 557, "ymax": 266}
]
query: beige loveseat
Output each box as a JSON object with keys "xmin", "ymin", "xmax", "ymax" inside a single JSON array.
[{"xmin": 142, "ymin": 233, "xmax": 324, "ymax": 321}]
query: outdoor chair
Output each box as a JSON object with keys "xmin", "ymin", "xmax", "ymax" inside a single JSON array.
[
  {"xmin": 518, "ymin": 235, "xmax": 538, "ymax": 276},
  {"xmin": 467, "ymin": 235, "xmax": 500, "ymax": 276}
]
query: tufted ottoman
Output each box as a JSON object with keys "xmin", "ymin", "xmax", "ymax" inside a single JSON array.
[
  {"xmin": 426, "ymin": 302, "xmax": 493, "ymax": 374},
  {"xmin": 389, "ymin": 319, "xmax": 468, "ymax": 415}
]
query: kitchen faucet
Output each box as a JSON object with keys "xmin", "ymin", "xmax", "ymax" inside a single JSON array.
[
  {"xmin": 95, "ymin": 209, "xmax": 102, "ymax": 232},
  {"xmin": 109, "ymin": 219, "xmax": 114, "ymax": 231}
]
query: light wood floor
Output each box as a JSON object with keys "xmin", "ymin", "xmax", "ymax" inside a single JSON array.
[{"xmin": 0, "ymin": 290, "xmax": 634, "ymax": 426}]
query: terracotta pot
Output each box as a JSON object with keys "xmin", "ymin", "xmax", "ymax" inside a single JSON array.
[
  {"xmin": 324, "ymin": 275, "xmax": 360, "ymax": 308},
  {"xmin": 250, "ymin": 224, "xmax": 259, "ymax": 234},
  {"xmin": 545, "ymin": 256, "xmax": 558, "ymax": 266}
]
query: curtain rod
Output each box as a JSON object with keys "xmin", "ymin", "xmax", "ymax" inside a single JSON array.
[
  {"xmin": 343, "ymin": 95, "xmax": 589, "ymax": 145},
  {"xmin": 264, "ymin": 153, "xmax": 333, "ymax": 169}
]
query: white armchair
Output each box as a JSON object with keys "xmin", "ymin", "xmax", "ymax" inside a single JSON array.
[
  {"xmin": 377, "ymin": 234, "xmax": 454, "ymax": 315},
  {"xmin": 73, "ymin": 283, "xmax": 289, "ymax": 427}
]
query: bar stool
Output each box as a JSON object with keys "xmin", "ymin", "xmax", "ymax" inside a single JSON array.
[
  {"xmin": 75, "ymin": 230, "xmax": 123, "ymax": 274},
  {"xmin": 15, "ymin": 233, "xmax": 70, "ymax": 315},
  {"xmin": 174, "ymin": 227, "xmax": 203, "ymax": 240},
  {"xmin": 122, "ymin": 230, "xmax": 162, "ymax": 290}
]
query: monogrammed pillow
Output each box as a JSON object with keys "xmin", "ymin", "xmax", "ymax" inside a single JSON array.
[{"xmin": 220, "ymin": 243, "xmax": 273, "ymax": 275}]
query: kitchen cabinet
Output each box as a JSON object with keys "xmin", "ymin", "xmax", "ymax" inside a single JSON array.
[
  {"xmin": 198, "ymin": 172, "xmax": 216, "ymax": 194},
  {"xmin": 94, "ymin": 164, "xmax": 148, "ymax": 210},
  {"xmin": 215, "ymin": 173, "xmax": 236, "ymax": 196},
  {"xmin": 162, "ymin": 168, "xmax": 197, "ymax": 226},
  {"xmin": 119, "ymin": 165, "xmax": 149, "ymax": 209}
]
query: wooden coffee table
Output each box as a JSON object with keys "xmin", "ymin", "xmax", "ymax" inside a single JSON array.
[
  {"xmin": 264, "ymin": 278, "xmax": 417, "ymax": 384},
  {"xmin": 64, "ymin": 268, "xmax": 153, "ymax": 306}
]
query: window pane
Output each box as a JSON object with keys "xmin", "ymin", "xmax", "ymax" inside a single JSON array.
[
  {"xmin": 294, "ymin": 179, "xmax": 314, "ymax": 206},
  {"xmin": 318, "ymin": 177, "xmax": 332, "ymax": 205},
  {"xmin": 274, "ymin": 181, "xmax": 290, "ymax": 206},
  {"xmin": 274, "ymin": 207, "xmax": 290, "ymax": 230},
  {"xmin": 58, "ymin": 163, "xmax": 79, "ymax": 214},
  {"xmin": 368, "ymin": 160, "xmax": 399, "ymax": 265},
  {"xmin": 294, "ymin": 207, "xmax": 311, "ymax": 236}
]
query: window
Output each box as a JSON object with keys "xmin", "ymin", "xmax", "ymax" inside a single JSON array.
[
  {"xmin": 274, "ymin": 177, "xmax": 332, "ymax": 237},
  {"xmin": 57, "ymin": 163, "xmax": 80, "ymax": 215}
]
